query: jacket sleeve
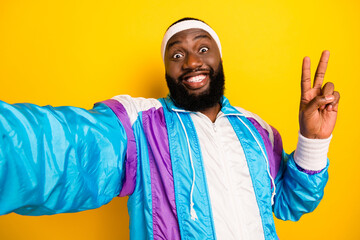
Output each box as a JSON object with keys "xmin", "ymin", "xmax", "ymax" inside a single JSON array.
[
  {"xmin": 272, "ymin": 151, "xmax": 329, "ymax": 221},
  {"xmin": 0, "ymin": 101, "xmax": 127, "ymax": 216},
  {"xmin": 269, "ymin": 127, "xmax": 331, "ymax": 221}
]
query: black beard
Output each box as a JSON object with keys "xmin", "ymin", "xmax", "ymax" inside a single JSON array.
[{"xmin": 165, "ymin": 62, "xmax": 225, "ymax": 112}]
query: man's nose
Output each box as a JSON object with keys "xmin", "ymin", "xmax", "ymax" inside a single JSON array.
[{"xmin": 182, "ymin": 52, "xmax": 203, "ymax": 70}]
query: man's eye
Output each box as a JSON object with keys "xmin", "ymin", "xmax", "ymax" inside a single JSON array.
[
  {"xmin": 199, "ymin": 47, "xmax": 209, "ymax": 53},
  {"xmin": 173, "ymin": 53, "xmax": 183, "ymax": 59}
]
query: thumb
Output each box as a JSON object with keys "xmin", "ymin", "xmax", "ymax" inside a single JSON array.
[{"xmin": 305, "ymin": 95, "xmax": 335, "ymax": 113}]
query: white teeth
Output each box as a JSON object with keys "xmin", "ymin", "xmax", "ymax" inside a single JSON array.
[{"xmin": 186, "ymin": 75, "xmax": 206, "ymax": 83}]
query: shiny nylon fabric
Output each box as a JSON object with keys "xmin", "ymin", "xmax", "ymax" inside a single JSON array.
[
  {"xmin": 0, "ymin": 96, "xmax": 329, "ymax": 240},
  {"xmin": 142, "ymin": 107, "xmax": 180, "ymax": 239},
  {"xmin": 128, "ymin": 117, "xmax": 154, "ymax": 240},
  {"xmin": 123, "ymin": 95, "xmax": 328, "ymax": 240},
  {"xmin": 247, "ymin": 118, "xmax": 282, "ymax": 185},
  {"xmin": 160, "ymin": 97, "xmax": 217, "ymax": 240},
  {"xmin": 0, "ymin": 101, "xmax": 126, "ymax": 215},
  {"xmin": 227, "ymin": 115, "xmax": 277, "ymax": 240},
  {"xmin": 269, "ymin": 126, "xmax": 284, "ymax": 178},
  {"xmin": 104, "ymin": 98, "xmax": 180, "ymax": 240},
  {"xmin": 221, "ymin": 96, "xmax": 328, "ymax": 225},
  {"xmin": 102, "ymin": 99, "xmax": 138, "ymax": 197},
  {"xmin": 227, "ymin": 102, "xmax": 328, "ymax": 236},
  {"xmin": 273, "ymin": 153, "xmax": 329, "ymax": 221},
  {"xmin": 231, "ymin": 109, "xmax": 328, "ymax": 224}
]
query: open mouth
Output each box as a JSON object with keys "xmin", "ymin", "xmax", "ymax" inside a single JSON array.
[
  {"xmin": 184, "ymin": 74, "xmax": 207, "ymax": 83},
  {"xmin": 181, "ymin": 72, "xmax": 210, "ymax": 90}
]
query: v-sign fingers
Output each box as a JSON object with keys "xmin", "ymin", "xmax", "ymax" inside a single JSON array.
[{"xmin": 313, "ymin": 50, "xmax": 330, "ymax": 89}]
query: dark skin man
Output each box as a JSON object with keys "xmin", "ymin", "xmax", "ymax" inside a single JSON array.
[{"xmin": 164, "ymin": 28, "xmax": 340, "ymax": 139}]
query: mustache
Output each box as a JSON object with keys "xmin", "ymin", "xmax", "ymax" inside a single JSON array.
[{"xmin": 178, "ymin": 67, "xmax": 213, "ymax": 80}]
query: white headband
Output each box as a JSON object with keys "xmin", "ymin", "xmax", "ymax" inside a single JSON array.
[{"xmin": 161, "ymin": 20, "xmax": 222, "ymax": 62}]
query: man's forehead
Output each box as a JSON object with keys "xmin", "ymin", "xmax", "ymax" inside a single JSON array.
[
  {"xmin": 167, "ymin": 29, "xmax": 213, "ymax": 50},
  {"xmin": 160, "ymin": 19, "xmax": 222, "ymax": 61}
]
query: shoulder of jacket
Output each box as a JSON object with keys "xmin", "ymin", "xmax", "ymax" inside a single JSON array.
[{"xmin": 111, "ymin": 95, "xmax": 162, "ymax": 125}]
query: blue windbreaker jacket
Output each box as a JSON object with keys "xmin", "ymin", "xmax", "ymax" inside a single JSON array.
[{"xmin": 0, "ymin": 95, "xmax": 329, "ymax": 240}]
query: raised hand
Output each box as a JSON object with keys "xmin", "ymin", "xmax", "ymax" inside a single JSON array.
[{"xmin": 299, "ymin": 50, "xmax": 340, "ymax": 139}]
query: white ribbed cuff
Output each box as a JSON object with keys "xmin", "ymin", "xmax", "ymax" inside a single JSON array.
[{"xmin": 294, "ymin": 133, "xmax": 332, "ymax": 171}]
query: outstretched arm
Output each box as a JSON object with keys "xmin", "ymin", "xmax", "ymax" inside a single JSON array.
[{"xmin": 0, "ymin": 101, "xmax": 127, "ymax": 216}]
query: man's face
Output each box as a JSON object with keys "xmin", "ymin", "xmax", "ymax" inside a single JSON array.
[{"xmin": 164, "ymin": 28, "xmax": 224, "ymax": 111}]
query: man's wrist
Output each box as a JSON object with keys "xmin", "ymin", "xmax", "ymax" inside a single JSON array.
[{"xmin": 294, "ymin": 132, "xmax": 332, "ymax": 171}]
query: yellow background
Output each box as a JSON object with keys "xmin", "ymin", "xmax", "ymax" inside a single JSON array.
[{"xmin": 0, "ymin": 0, "xmax": 359, "ymax": 239}]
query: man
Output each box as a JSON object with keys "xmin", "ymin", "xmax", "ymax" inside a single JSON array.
[{"xmin": 0, "ymin": 18, "xmax": 339, "ymax": 239}]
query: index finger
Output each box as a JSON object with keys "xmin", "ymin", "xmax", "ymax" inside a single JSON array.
[
  {"xmin": 301, "ymin": 56, "xmax": 311, "ymax": 96},
  {"xmin": 313, "ymin": 50, "xmax": 330, "ymax": 89}
]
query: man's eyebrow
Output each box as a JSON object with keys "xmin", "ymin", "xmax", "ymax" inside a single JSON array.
[
  {"xmin": 193, "ymin": 34, "xmax": 211, "ymax": 41},
  {"xmin": 167, "ymin": 40, "xmax": 181, "ymax": 50}
]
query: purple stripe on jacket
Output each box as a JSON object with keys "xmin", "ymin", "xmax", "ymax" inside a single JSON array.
[
  {"xmin": 142, "ymin": 107, "xmax": 180, "ymax": 240},
  {"xmin": 270, "ymin": 126, "xmax": 283, "ymax": 177},
  {"xmin": 102, "ymin": 99, "xmax": 138, "ymax": 196},
  {"xmin": 248, "ymin": 118, "xmax": 282, "ymax": 182}
]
